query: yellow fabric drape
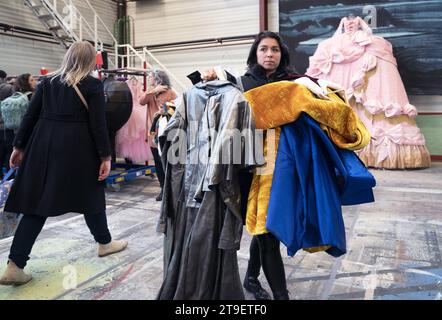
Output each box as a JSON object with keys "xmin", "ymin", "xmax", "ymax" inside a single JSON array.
[
  {"xmin": 244, "ymin": 81, "xmax": 370, "ymax": 249},
  {"xmin": 246, "ymin": 127, "xmax": 280, "ymax": 235},
  {"xmin": 244, "ymin": 81, "xmax": 370, "ymax": 150}
]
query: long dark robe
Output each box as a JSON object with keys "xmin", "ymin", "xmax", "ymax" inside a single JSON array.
[{"xmin": 157, "ymin": 80, "xmax": 259, "ymax": 300}]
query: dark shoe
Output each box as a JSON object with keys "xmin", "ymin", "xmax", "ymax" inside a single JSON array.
[
  {"xmin": 155, "ymin": 190, "xmax": 163, "ymax": 201},
  {"xmin": 273, "ymin": 290, "xmax": 290, "ymax": 300},
  {"xmin": 243, "ymin": 277, "xmax": 271, "ymax": 300}
]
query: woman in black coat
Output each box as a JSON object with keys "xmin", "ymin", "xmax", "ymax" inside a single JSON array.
[
  {"xmin": 202, "ymin": 31, "xmax": 293, "ymax": 300},
  {"xmin": 0, "ymin": 41, "xmax": 128, "ymax": 286}
]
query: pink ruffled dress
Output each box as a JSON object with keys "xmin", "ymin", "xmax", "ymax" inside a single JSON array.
[
  {"xmin": 306, "ymin": 16, "xmax": 431, "ymax": 169},
  {"xmin": 115, "ymin": 78, "xmax": 153, "ymax": 163}
]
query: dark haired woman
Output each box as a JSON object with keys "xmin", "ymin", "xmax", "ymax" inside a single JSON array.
[
  {"xmin": 202, "ymin": 31, "xmax": 294, "ymax": 300},
  {"xmin": 14, "ymin": 73, "xmax": 37, "ymax": 96},
  {"xmin": 239, "ymin": 31, "xmax": 292, "ymax": 301}
]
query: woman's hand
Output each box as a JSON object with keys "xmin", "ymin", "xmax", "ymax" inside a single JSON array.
[
  {"xmin": 153, "ymin": 85, "xmax": 169, "ymax": 94},
  {"xmin": 9, "ymin": 148, "xmax": 24, "ymax": 168},
  {"xmin": 201, "ymin": 68, "xmax": 218, "ymax": 81},
  {"xmin": 98, "ymin": 159, "xmax": 111, "ymax": 181}
]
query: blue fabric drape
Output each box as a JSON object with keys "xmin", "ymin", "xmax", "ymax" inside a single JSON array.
[{"xmin": 266, "ymin": 113, "xmax": 376, "ymax": 257}]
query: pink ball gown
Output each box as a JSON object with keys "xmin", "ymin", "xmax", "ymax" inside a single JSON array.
[
  {"xmin": 306, "ymin": 16, "xmax": 431, "ymax": 169},
  {"xmin": 115, "ymin": 78, "xmax": 153, "ymax": 163}
]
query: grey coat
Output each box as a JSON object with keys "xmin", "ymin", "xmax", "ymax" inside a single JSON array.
[{"xmin": 157, "ymin": 80, "xmax": 260, "ymax": 300}]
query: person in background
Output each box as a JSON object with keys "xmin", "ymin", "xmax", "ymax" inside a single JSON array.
[
  {"xmin": 139, "ymin": 69, "xmax": 177, "ymax": 201},
  {"xmin": 0, "ymin": 70, "xmax": 13, "ymax": 101},
  {"xmin": 149, "ymin": 101, "xmax": 176, "ymax": 157},
  {"xmin": 0, "ymin": 70, "xmax": 14, "ymax": 178},
  {"xmin": 1, "ymin": 73, "xmax": 37, "ymax": 178},
  {"xmin": 14, "ymin": 73, "xmax": 37, "ymax": 97},
  {"xmin": 0, "ymin": 41, "xmax": 128, "ymax": 286}
]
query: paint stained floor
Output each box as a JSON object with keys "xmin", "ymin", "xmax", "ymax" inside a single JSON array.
[{"xmin": 0, "ymin": 163, "xmax": 441, "ymax": 300}]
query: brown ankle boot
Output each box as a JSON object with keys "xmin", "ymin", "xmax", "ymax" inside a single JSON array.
[
  {"xmin": 98, "ymin": 240, "xmax": 128, "ymax": 257},
  {"xmin": 0, "ymin": 260, "xmax": 32, "ymax": 286}
]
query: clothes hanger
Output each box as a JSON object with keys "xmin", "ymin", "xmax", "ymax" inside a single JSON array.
[
  {"xmin": 128, "ymin": 74, "xmax": 138, "ymax": 82},
  {"xmin": 213, "ymin": 66, "xmax": 227, "ymax": 81}
]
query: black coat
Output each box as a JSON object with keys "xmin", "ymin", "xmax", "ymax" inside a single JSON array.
[
  {"xmin": 240, "ymin": 65, "xmax": 289, "ymax": 92},
  {"xmin": 5, "ymin": 75, "xmax": 111, "ymax": 217}
]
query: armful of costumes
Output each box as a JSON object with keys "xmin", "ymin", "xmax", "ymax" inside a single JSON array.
[{"xmin": 243, "ymin": 80, "xmax": 370, "ymax": 151}]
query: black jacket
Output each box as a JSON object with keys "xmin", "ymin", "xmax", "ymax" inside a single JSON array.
[
  {"xmin": 0, "ymin": 79, "xmax": 13, "ymax": 102},
  {"xmin": 5, "ymin": 75, "xmax": 111, "ymax": 217},
  {"xmin": 240, "ymin": 65, "xmax": 290, "ymax": 92},
  {"xmin": 0, "ymin": 79, "xmax": 14, "ymax": 130}
]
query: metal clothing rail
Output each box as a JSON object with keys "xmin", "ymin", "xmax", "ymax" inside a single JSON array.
[
  {"xmin": 101, "ymin": 70, "xmax": 147, "ymax": 76},
  {"xmin": 100, "ymin": 68, "xmax": 149, "ymax": 91},
  {"xmin": 101, "ymin": 68, "xmax": 149, "ymax": 75}
]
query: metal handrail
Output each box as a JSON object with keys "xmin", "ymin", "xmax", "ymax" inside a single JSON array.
[
  {"xmin": 118, "ymin": 44, "xmax": 150, "ymax": 67},
  {"xmin": 43, "ymin": 0, "xmax": 101, "ymax": 47},
  {"xmin": 83, "ymin": 0, "xmax": 118, "ymax": 45},
  {"xmin": 34, "ymin": 0, "xmax": 185, "ymax": 86}
]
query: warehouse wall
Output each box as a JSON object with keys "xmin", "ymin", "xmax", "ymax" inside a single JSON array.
[
  {"xmin": 0, "ymin": 36, "xmax": 66, "ymax": 76},
  {"xmin": 127, "ymin": 0, "xmax": 279, "ymax": 89},
  {"xmin": 127, "ymin": 0, "xmax": 278, "ymax": 47},
  {"xmin": 0, "ymin": 0, "xmax": 117, "ymax": 76}
]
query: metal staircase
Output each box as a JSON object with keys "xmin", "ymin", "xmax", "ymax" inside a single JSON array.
[
  {"xmin": 24, "ymin": 0, "xmax": 187, "ymax": 90},
  {"xmin": 24, "ymin": 0, "xmax": 78, "ymax": 49}
]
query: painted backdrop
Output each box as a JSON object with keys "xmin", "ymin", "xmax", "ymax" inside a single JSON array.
[{"xmin": 279, "ymin": 0, "xmax": 442, "ymax": 95}]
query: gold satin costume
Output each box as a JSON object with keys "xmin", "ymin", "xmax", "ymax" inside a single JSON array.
[{"xmin": 244, "ymin": 81, "xmax": 370, "ymax": 239}]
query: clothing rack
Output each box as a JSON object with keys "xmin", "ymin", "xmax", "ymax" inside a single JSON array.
[
  {"xmin": 100, "ymin": 68, "xmax": 149, "ymax": 91},
  {"xmin": 100, "ymin": 67, "xmax": 156, "ymax": 189}
]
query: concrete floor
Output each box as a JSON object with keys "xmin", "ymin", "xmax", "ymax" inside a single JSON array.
[{"xmin": 0, "ymin": 163, "xmax": 441, "ymax": 300}]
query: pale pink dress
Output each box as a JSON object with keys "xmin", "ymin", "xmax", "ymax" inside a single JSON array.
[
  {"xmin": 115, "ymin": 78, "xmax": 153, "ymax": 163},
  {"xmin": 306, "ymin": 16, "xmax": 431, "ymax": 169}
]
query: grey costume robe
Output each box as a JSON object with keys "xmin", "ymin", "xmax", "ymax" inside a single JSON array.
[{"xmin": 157, "ymin": 80, "xmax": 261, "ymax": 300}]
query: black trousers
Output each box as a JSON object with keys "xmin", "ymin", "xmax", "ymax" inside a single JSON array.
[
  {"xmin": 151, "ymin": 147, "xmax": 165, "ymax": 189},
  {"xmin": 0, "ymin": 129, "xmax": 14, "ymax": 178},
  {"xmin": 9, "ymin": 212, "xmax": 112, "ymax": 269},
  {"xmin": 245, "ymin": 233, "xmax": 288, "ymax": 297}
]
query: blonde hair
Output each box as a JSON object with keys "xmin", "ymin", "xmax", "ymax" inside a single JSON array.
[{"xmin": 49, "ymin": 41, "xmax": 96, "ymax": 86}]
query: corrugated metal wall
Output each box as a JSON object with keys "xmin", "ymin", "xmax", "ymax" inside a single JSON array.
[
  {"xmin": 0, "ymin": 0, "xmax": 48, "ymax": 33},
  {"xmin": 127, "ymin": 0, "xmax": 276, "ymax": 47},
  {"xmin": 74, "ymin": 0, "xmax": 117, "ymax": 45},
  {"xmin": 0, "ymin": 0, "xmax": 116, "ymax": 76},
  {"xmin": 127, "ymin": 0, "xmax": 279, "ymax": 90},
  {"xmin": 0, "ymin": 36, "xmax": 66, "ymax": 76}
]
